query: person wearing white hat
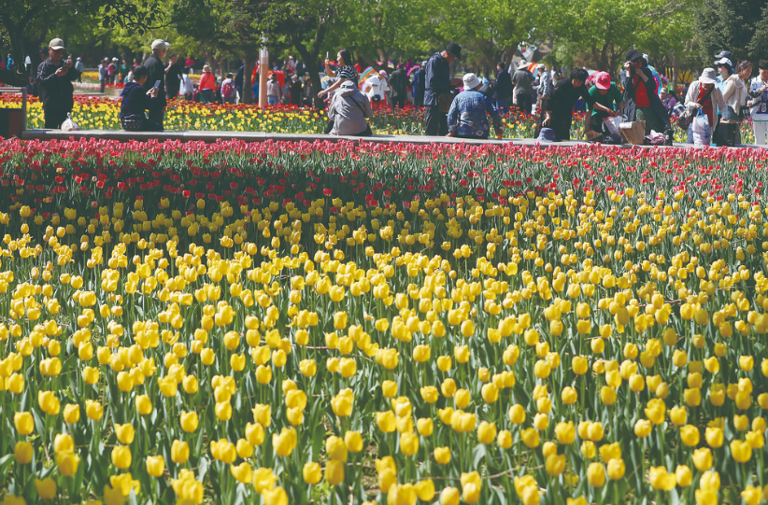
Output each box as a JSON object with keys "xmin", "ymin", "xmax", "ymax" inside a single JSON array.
[
  {"xmin": 683, "ymin": 68, "xmax": 726, "ymax": 144},
  {"xmin": 512, "ymin": 61, "xmax": 534, "ymax": 114},
  {"xmin": 143, "ymin": 39, "xmax": 170, "ymax": 129},
  {"xmin": 36, "ymin": 37, "xmax": 80, "ymax": 128},
  {"xmin": 446, "ymin": 73, "xmax": 503, "ymax": 140}
]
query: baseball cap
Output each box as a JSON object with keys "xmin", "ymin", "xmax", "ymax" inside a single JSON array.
[
  {"xmin": 445, "ymin": 42, "xmax": 462, "ymax": 58},
  {"xmin": 49, "ymin": 38, "xmax": 65, "ymax": 51},
  {"xmin": 714, "ymin": 57, "xmax": 732, "ymax": 68},
  {"xmin": 151, "ymin": 39, "xmax": 170, "ymax": 51},
  {"xmin": 714, "ymin": 50, "xmax": 733, "ymax": 61},
  {"xmin": 595, "ymin": 72, "xmax": 611, "ymax": 90}
]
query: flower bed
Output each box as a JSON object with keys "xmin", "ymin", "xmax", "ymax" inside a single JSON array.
[
  {"xmin": 0, "ymin": 139, "xmax": 767, "ymax": 505},
  {"xmin": 1, "ymin": 96, "xmax": 574, "ymax": 138}
]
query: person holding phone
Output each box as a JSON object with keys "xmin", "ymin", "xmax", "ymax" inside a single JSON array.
[
  {"xmin": 119, "ymin": 65, "xmax": 162, "ymax": 131},
  {"xmin": 317, "ymin": 48, "xmax": 358, "ymax": 100},
  {"xmin": 36, "ymin": 37, "xmax": 80, "ymax": 128}
]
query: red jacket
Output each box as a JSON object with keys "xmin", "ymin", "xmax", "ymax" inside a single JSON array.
[{"xmin": 199, "ymin": 72, "xmax": 216, "ymax": 91}]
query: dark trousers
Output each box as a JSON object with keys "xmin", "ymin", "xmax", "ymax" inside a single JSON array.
[
  {"xmin": 148, "ymin": 108, "xmax": 164, "ymax": 131},
  {"xmin": 425, "ymin": 106, "xmax": 447, "ymax": 136},
  {"xmin": 516, "ymin": 94, "xmax": 532, "ymax": 115},
  {"xmin": 391, "ymin": 97, "xmax": 405, "ymax": 110},
  {"xmin": 550, "ymin": 114, "xmax": 572, "ymax": 141},
  {"xmin": 414, "ymin": 94, "xmax": 424, "ymax": 107},
  {"xmin": 44, "ymin": 109, "xmax": 69, "ymax": 129}
]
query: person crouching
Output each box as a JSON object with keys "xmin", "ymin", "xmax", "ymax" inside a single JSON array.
[
  {"xmin": 446, "ymin": 73, "xmax": 503, "ymax": 140},
  {"xmin": 328, "ymin": 80, "xmax": 373, "ymax": 136},
  {"xmin": 119, "ymin": 65, "xmax": 163, "ymax": 131}
]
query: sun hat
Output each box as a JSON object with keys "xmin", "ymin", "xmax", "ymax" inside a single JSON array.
[
  {"xmin": 462, "ymin": 73, "xmax": 481, "ymax": 90},
  {"xmin": 595, "ymin": 71, "xmax": 611, "ymax": 90},
  {"xmin": 518, "ymin": 60, "xmax": 528, "ymax": 67},
  {"xmin": 536, "ymin": 128, "xmax": 556, "ymax": 142},
  {"xmin": 536, "ymin": 63, "xmax": 546, "ymax": 70},
  {"xmin": 378, "ymin": 70, "xmax": 388, "ymax": 78},
  {"xmin": 49, "ymin": 38, "xmax": 65, "ymax": 50},
  {"xmin": 112, "ymin": 57, "xmax": 119, "ymax": 62},
  {"xmin": 202, "ymin": 64, "xmax": 212, "ymax": 73},
  {"xmin": 151, "ymin": 39, "xmax": 170, "ymax": 52},
  {"xmin": 445, "ymin": 42, "xmax": 462, "ymax": 58},
  {"xmin": 699, "ymin": 68, "xmax": 717, "ymax": 84}
]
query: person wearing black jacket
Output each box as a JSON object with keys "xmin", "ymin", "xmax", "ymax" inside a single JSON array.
[
  {"xmin": 389, "ymin": 65, "xmax": 409, "ymax": 110},
  {"xmin": 494, "ymin": 62, "xmax": 513, "ymax": 113},
  {"xmin": 144, "ymin": 39, "xmax": 169, "ymax": 126},
  {"xmin": 424, "ymin": 42, "xmax": 463, "ymax": 135},
  {"xmin": 622, "ymin": 49, "xmax": 672, "ymax": 143},
  {"xmin": 542, "ymin": 67, "xmax": 594, "ymax": 141},
  {"xmin": 165, "ymin": 55, "xmax": 183, "ymax": 102},
  {"xmin": 119, "ymin": 65, "xmax": 161, "ymax": 131},
  {"xmin": 36, "ymin": 38, "xmax": 80, "ymax": 128}
]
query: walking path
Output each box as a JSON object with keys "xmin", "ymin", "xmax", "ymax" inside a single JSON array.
[{"xmin": 20, "ymin": 128, "xmax": 761, "ymax": 149}]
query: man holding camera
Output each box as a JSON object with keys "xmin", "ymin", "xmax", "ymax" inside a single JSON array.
[{"xmin": 36, "ymin": 38, "xmax": 80, "ymax": 129}]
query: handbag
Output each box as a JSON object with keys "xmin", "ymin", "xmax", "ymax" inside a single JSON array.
[
  {"xmin": 677, "ymin": 85, "xmax": 714, "ymax": 131},
  {"xmin": 437, "ymin": 93, "xmax": 453, "ymax": 113},
  {"xmin": 121, "ymin": 114, "xmax": 145, "ymax": 131}
]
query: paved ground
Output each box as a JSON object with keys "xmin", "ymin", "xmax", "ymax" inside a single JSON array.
[{"xmin": 19, "ymin": 129, "xmax": 761, "ymax": 149}]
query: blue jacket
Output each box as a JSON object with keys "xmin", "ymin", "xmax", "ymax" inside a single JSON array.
[
  {"xmin": 424, "ymin": 52, "xmax": 450, "ymax": 107},
  {"xmin": 447, "ymin": 89, "xmax": 502, "ymax": 138},
  {"xmin": 120, "ymin": 81, "xmax": 155, "ymax": 119},
  {"xmin": 411, "ymin": 69, "xmax": 425, "ymax": 100}
]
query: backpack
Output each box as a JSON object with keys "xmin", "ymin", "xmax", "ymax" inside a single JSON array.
[{"xmin": 222, "ymin": 81, "xmax": 233, "ymax": 98}]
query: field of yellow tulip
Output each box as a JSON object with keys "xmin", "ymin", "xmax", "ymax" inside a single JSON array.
[{"xmin": 0, "ymin": 138, "xmax": 767, "ymax": 505}]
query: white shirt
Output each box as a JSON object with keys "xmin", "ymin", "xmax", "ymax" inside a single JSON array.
[{"xmin": 364, "ymin": 75, "xmax": 389, "ymax": 100}]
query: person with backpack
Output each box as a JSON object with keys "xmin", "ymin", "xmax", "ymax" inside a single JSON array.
[{"xmin": 221, "ymin": 73, "xmax": 236, "ymax": 104}]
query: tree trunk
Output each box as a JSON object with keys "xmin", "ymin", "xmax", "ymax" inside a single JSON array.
[
  {"xmin": 672, "ymin": 53, "xmax": 679, "ymax": 96},
  {"xmin": 243, "ymin": 55, "xmax": 253, "ymax": 105}
]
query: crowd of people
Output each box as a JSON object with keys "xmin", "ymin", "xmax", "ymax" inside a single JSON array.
[{"xmin": 11, "ymin": 36, "xmax": 768, "ymax": 145}]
